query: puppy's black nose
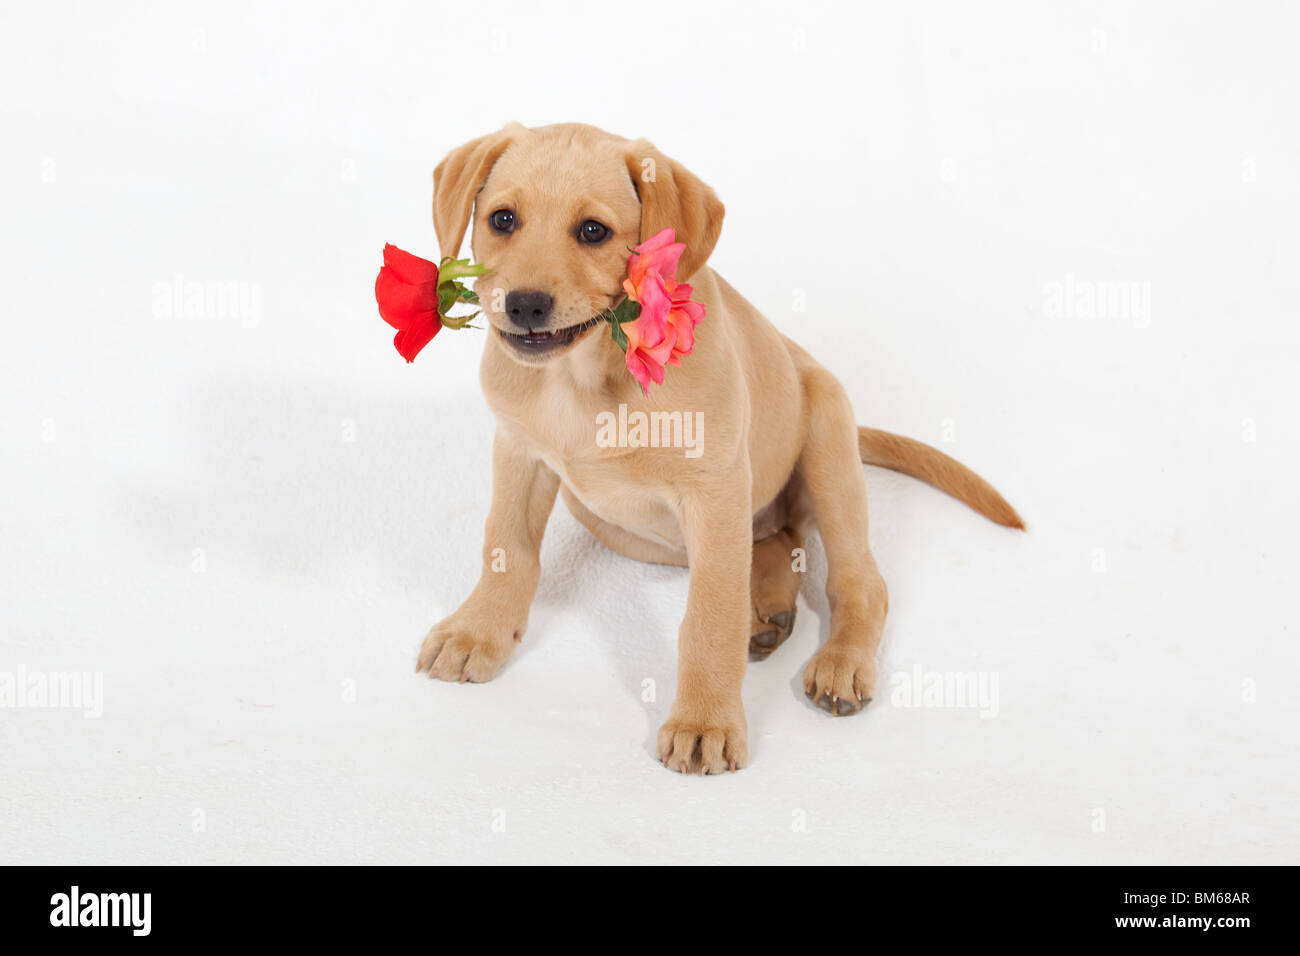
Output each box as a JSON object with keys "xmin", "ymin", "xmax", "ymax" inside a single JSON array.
[{"xmin": 505, "ymin": 290, "xmax": 554, "ymax": 328}]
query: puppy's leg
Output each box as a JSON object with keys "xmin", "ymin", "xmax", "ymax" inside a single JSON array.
[
  {"xmin": 797, "ymin": 368, "xmax": 887, "ymax": 715},
  {"xmin": 749, "ymin": 527, "xmax": 803, "ymax": 661},
  {"xmin": 658, "ymin": 470, "xmax": 752, "ymax": 773},
  {"xmin": 417, "ymin": 429, "xmax": 559, "ymax": 682}
]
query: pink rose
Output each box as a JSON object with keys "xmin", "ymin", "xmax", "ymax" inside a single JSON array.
[{"xmin": 618, "ymin": 229, "xmax": 705, "ymax": 392}]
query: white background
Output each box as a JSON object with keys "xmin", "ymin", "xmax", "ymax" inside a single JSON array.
[{"xmin": 2, "ymin": 0, "xmax": 1297, "ymax": 864}]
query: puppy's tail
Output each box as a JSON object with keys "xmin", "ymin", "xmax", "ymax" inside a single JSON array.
[{"xmin": 858, "ymin": 427, "xmax": 1025, "ymax": 530}]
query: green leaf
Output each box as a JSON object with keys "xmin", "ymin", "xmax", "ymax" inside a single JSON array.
[
  {"xmin": 611, "ymin": 298, "xmax": 641, "ymax": 324},
  {"xmin": 441, "ymin": 308, "xmax": 480, "ymax": 330},
  {"xmin": 597, "ymin": 296, "xmax": 640, "ymax": 352},
  {"xmin": 609, "ymin": 317, "xmax": 628, "ymax": 352}
]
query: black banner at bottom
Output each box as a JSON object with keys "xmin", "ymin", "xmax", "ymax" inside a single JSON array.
[{"xmin": 0, "ymin": 865, "xmax": 1282, "ymax": 943}]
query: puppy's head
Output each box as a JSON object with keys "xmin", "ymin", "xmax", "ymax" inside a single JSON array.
[{"xmin": 433, "ymin": 123, "xmax": 724, "ymax": 365}]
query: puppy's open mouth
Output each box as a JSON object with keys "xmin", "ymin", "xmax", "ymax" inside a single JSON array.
[{"xmin": 498, "ymin": 316, "xmax": 602, "ymax": 356}]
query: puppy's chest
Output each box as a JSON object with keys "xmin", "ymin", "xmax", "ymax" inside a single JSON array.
[{"xmin": 511, "ymin": 417, "xmax": 686, "ymax": 548}]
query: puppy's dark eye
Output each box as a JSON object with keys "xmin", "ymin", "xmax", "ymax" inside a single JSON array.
[
  {"xmin": 490, "ymin": 209, "xmax": 516, "ymax": 234},
  {"xmin": 577, "ymin": 220, "xmax": 610, "ymax": 244}
]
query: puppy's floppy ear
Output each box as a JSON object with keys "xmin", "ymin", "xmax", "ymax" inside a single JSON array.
[
  {"xmin": 432, "ymin": 126, "xmax": 518, "ymax": 257},
  {"xmin": 624, "ymin": 140, "xmax": 725, "ymax": 280}
]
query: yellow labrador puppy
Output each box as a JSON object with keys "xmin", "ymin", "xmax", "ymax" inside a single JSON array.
[{"xmin": 415, "ymin": 122, "xmax": 1022, "ymax": 773}]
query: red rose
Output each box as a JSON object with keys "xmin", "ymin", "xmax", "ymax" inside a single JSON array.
[
  {"xmin": 374, "ymin": 244, "xmax": 485, "ymax": 362},
  {"xmin": 375, "ymin": 244, "xmax": 443, "ymax": 363}
]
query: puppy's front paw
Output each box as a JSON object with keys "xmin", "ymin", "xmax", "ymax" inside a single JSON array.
[
  {"xmin": 416, "ymin": 612, "xmax": 521, "ymax": 683},
  {"xmin": 656, "ymin": 708, "xmax": 748, "ymax": 774},
  {"xmin": 803, "ymin": 644, "xmax": 876, "ymax": 716}
]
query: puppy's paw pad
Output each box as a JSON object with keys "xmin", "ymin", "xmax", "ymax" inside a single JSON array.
[
  {"xmin": 810, "ymin": 690, "xmax": 870, "ymax": 715},
  {"xmin": 748, "ymin": 607, "xmax": 796, "ymax": 662},
  {"xmin": 802, "ymin": 647, "xmax": 875, "ymax": 717}
]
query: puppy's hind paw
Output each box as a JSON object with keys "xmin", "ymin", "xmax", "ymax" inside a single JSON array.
[{"xmin": 749, "ymin": 607, "xmax": 796, "ymax": 662}]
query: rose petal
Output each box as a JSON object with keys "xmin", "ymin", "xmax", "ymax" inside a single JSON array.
[
  {"xmin": 628, "ymin": 240, "xmax": 685, "ymax": 288},
  {"xmin": 636, "ymin": 228, "xmax": 677, "ymax": 255},
  {"xmin": 635, "ymin": 270, "xmax": 673, "ymax": 326},
  {"xmin": 375, "ymin": 266, "xmax": 437, "ymax": 330},
  {"xmin": 669, "ymin": 311, "xmax": 696, "ymax": 357},
  {"xmin": 625, "ymin": 349, "xmax": 657, "ymax": 393},
  {"xmin": 393, "ymin": 316, "xmax": 441, "ymax": 362},
  {"xmin": 382, "ymin": 244, "xmax": 439, "ymax": 286}
]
